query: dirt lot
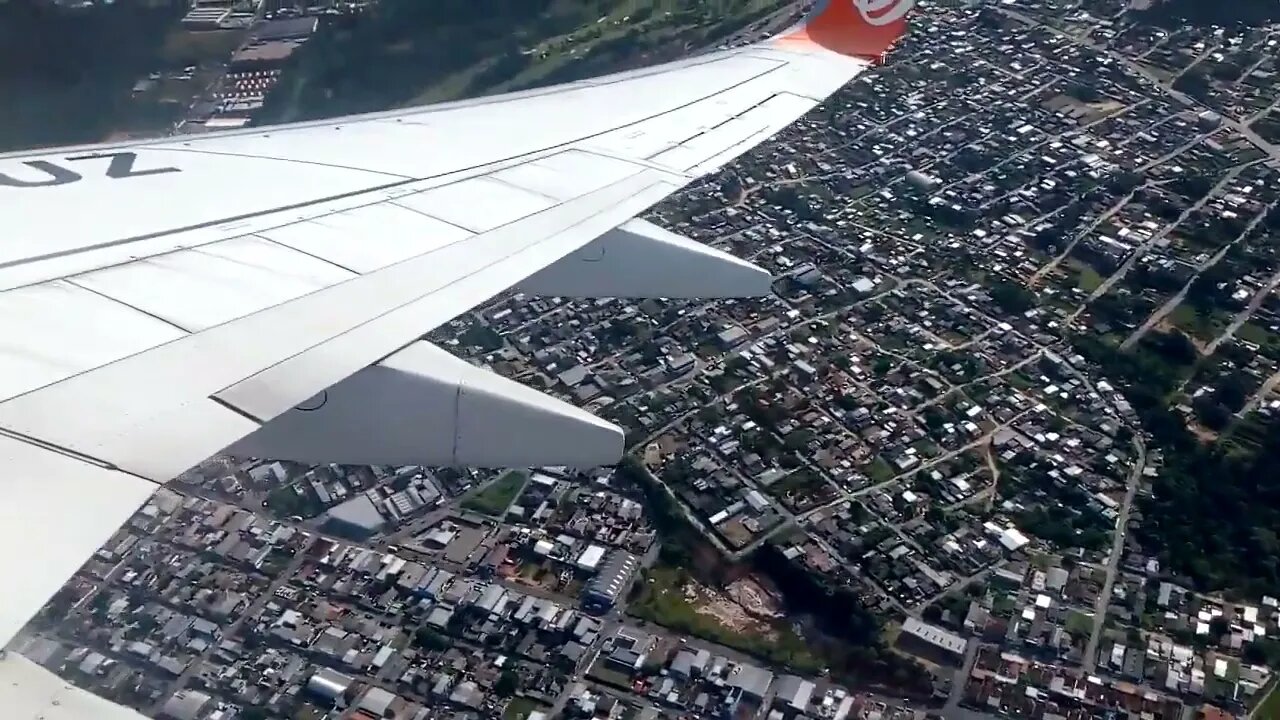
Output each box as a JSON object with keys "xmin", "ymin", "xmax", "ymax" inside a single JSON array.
[
  {"xmin": 726, "ymin": 576, "xmax": 785, "ymax": 619},
  {"xmin": 687, "ymin": 578, "xmax": 780, "ymax": 638}
]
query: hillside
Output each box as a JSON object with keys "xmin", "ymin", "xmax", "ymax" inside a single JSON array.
[
  {"xmin": 0, "ymin": 0, "xmax": 183, "ymax": 151},
  {"xmin": 257, "ymin": 0, "xmax": 790, "ymax": 124}
]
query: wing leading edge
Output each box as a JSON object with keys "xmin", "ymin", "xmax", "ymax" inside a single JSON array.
[{"xmin": 0, "ymin": 0, "xmax": 915, "ymax": 695}]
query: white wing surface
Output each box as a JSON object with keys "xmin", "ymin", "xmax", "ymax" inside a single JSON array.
[{"xmin": 0, "ymin": 0, "xmax": 913, "ymax": 682}]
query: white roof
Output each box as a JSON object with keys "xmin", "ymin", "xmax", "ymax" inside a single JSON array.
[
  {"xmin": 1000, "ymin": 528, "xmax": 1031, "ymax": 551},
  {"xmin": 901, "ymin": 617, "xmax": 966, "ymax": 655},
  {"xmin": 576, "ymin": 544, "xmax": 608, "ymax": 571}
]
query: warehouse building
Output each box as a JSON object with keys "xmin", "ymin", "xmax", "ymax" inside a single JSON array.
[{"xmin": 582, "ymin": 551, "xmax": 639, "ymax": 611}]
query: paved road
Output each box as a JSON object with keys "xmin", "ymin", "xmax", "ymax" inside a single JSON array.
[
  {"xmin": 1122, "ymin": 194, "xmax": 1278, "ymax": 351},
  {"xmin": 1082, "ymin": 436, "xmax": 1146, "ymax": 673},
  {"xmin": 1069, "ymin": 163, "xmax": 1253, "ymax": 325},
  {"xmin": 942, "ymin": 639, "xmax": 982, "ymax": 716},
  {"xmin": 1206, "ymin": 259, "xmax": 1280, "ymax": 356},
  {"xmin": 1236, "ymin": 365, "xmax": 1280, "ymax": 420},
  {"xmin": 999, "ymin": 7, "xmax": 1280, "ymax": 167}
]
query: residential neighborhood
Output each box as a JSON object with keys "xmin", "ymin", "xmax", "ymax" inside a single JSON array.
[{"xmin": 9, "ymin": 1, "xmax": 1280, "ymax": 719}]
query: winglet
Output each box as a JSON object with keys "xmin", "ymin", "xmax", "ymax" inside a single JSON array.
[{"xmin": 775, "ymin": 0, "xmax": 915, "ymax": 62}]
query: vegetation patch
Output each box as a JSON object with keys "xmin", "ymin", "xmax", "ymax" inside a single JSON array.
[
  {"xmin": 462, "ymin": 470, "xmax": 529, "ymax": 517},
  {"xmin": 1236, "ymin": 322, "xmax": 1280, "ymax": 351},
  {"xmin": 503, "ymin": 697, "xmax": 544, "ymax": 720},
  {"xmin": 1076, "ymin": 265, "xmax": 1104, "ymax": 292},
  {"xmin": 866, "ymin": 456, "xmax": 897, "ymax": 483},
  {"xmin": 630, "ymin": 566, "xmax": 822, "ymax": 673},
  {"xmin": 1065, "ymin": 609, "xmax": 1094, "ymax": 636},
  {"xmin": 266, "ymin": 484, "xmax": 326, "ymax": 520},
  {"xmin": 1076, "ymin": 331, "xmax": 1280, "ymax": 596}
]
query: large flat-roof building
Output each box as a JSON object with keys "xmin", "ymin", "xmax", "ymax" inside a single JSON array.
[
  {"xmin": 582, "ymin": 550, "xmax": 638, "ymax": 610},
  {"xmin": 321, "ymin": 494, "xmax": 386, "ymax": 540},
  {"xmin": 897, "ymin": 617, "xmax": 967, "ymax": 666}
]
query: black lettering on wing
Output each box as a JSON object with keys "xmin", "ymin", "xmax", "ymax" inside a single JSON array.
[
  {"xmin": 67, "ymin": 151, "xmax": 180, "ymax": 179},
  {"xmin": 0, "ymin": 160, "xmax": 82, "ymax": 188}
]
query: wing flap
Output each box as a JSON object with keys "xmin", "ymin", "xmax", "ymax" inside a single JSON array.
[
  {"xmin": 73, "ymin": 235, "xmax": 358, "ymax": 332},
  {"xmin": 256, "ymin": 202, "xmax": 473, "ymax": 273},
  {"xmin": 518, "ymin": 218, "xmax": 773, "ymax": 298},
  {"xmin": 0, "ymin": 434, "xmax": 157, "ymax": 645},
  {"xmin": 0, "ymin": 281, "xmax": 187, "ymax": 400},
  {"xmin": 0, "ymin": 653, "xmax": 150, "ymax": 720}
]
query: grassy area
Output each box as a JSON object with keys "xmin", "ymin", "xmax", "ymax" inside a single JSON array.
[
  {"xmin": 503, "ymin": 697, "xmax": 544, "ymax": 720},
  {"xmin": 1072, "ymin": 263, "xmax": 1104, "ymax": 292},
  {"xmin": 631, "ymin": 567, "xmax": 823, "ymax": 674},
  {"xmin": 991, "ymin": 593, "xmax": 1017, "ymax": 617},
  {"xmin": 866, "ymin": 456, "xmax": 896, "ymax": 483},
  {"xmin": 1065, "ymin": 609, "xmax": 1094, "ymax": 636},
  {"xmin": 1169, "ymin": 302, "xmax": 1201, "ymax": 329},
  {"xmin": 1007, "ymin": 372, "xmax": 1038, "ymax": 390},
  {"xmin": 910, "ymin": 438, "xmax": 941, "ymax": 457},
  {"xmin": 159, "ymin": 28, "xmax": 244, "ymax": 65},
  {"xmin": 1170, "ymin": 302, "xmax": 1232, "ymax": 342},
  {"xmin": 1237, "ymin": 321, "xmax": 1280, "ymax": 350},
  {"xmin": 462, "ymin": 470, "xmax": 529, "ymax": 517},
  {"xmin": 1080, "ymin": 269, "xmax": 1103, "ymax": 292},
  {"xmin": 266, "ymin": 483, "xmax": 327, "ymax": 520},
  {"xmin": 1255, "ymin": 678, "xmax": 1280, "ymax": 719}
]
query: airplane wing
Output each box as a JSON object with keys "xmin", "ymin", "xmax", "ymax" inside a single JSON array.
[{"xmin": 0, "ymin": 0, "xmax": 913, "ymax": 689}]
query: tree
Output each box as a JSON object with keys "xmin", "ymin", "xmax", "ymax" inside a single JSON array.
[
  {"xmin": 989, "ymin": 281, "xmax": 1036, "ymax": 314},
  {"xmin": 784, "ymin": 428, "xmax": 816, "ymax": 451},
  {"xmin": 1243, "ymin": 638, "xmax": 1280, "ymax": 667},
  {"xmin": 1146, "ymin": 330, "xmax": 1198, "ymax": 367},
  {"xmin": 495, "ymin": 670, "xmax": 519, "ymax": 697},
  {"xmin": 415, "ymin": 627, "xmax": 449, "ymax": 652},
  {"xmin": 1065, "ymin": 82, "xmax": 1102, "ymax": 103},
  {"xmin": 1192, "ymin": 396, "xmax": 1232, "ymax": 432}
]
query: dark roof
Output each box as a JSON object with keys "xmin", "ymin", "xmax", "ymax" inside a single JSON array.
[{"xmin": 252, "ymin": 17, "xmax": 318, "ymax": 42}]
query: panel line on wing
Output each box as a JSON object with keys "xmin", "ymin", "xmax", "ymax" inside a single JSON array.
[
  {"xmin": 384, "ymin": 199, "xmax": 482, "ymax": 235},
  {"xmin": 63, "ymin": 278, "xmax": 197, "ymax": 334},
  {"xmin": 148, "ymin": 142, "xmax": 418, "ymax": 179},
  {"xmin": 0, "ymin": 427, "xmax": 158, "ymax": 483},
  {"xmin": 646, "ymin": 88, "xmax": 794, "ymax": 165},
  {"xmin": 210, "ymin": 395, "xmax": 265, "ymax": 425},
  {"xmin": 0, "ymin": 176, "xmax": 421, "ymax": 275},
  {"xmin": 483, "ymin": 174, "xmax": 562, "ymax": 202},
  {"xmin": 250, "ymin": 233, "xmax": 361, "ymax": 275}
]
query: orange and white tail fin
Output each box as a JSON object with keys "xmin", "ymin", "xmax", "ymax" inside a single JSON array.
[{"xmin": 774, "ymin": 0, "xmax": 915, "ymax": 62}]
